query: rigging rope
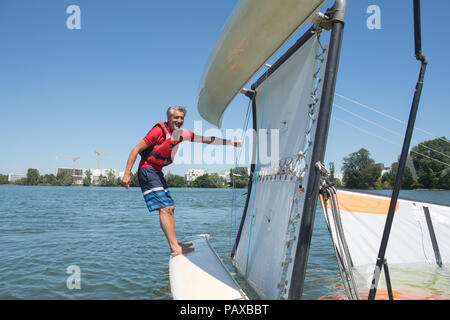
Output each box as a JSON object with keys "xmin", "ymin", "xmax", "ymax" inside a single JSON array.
[
  {"xmin": 335, "ymin": 93, "xmax": 450, "ymax": 146},
  {"xmin": 334, "ymin": 117, "xmax": 450, "ymax": 168},
  {"xmin": 230, "ymin": 93, "xmax": 253, "ymax": 256},
  {"xmin": 321, "ymin": 185, "xmax": 360, "ymax": 300},
  {"xmin": 245, "ymin": 68, "xmax": 269, "ymax": 278},
  {"xmin": 334, "ymin": 103, "xmax": 450, "ymax": 161}
]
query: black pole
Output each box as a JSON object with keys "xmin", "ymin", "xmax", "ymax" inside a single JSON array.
[
  {"xmin": 368, "ymin": 0, "xmax": 427, "ymax": 300},
  {"xmin": 288, "ymin": 0, "xmax": 346, "ymax": 300},
  {"xmin": 423, "ymin": 206, "xmax": 443, "ymax": 267},
  {"xmin": 413, "ymin": 0, "xmax": 423, "ymax": 60},
  {"xmin": 383, "ymin": 260, "xmax": 394, "ymax": 300}
]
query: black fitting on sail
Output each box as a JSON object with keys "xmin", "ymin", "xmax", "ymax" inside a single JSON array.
[{"xmin": 240, "ymin": 88, "xmax": 256, "ymax": 100}]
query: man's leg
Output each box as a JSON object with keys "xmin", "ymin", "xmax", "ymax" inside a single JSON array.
[{"xmin": 159, "ymin": 205, "xmax": 194, "ymax": 256}]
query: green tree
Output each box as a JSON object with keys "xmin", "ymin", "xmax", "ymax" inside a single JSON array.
[
  {"xmin": 417, "ymin": 167, "xmax": 439, "ymax": 189},
  {"xmin": 26, "ymin": 168, "xmax": 40, "ymax": 185},
  {"xmin": 381, "ymin": 162, "xmax": 416, "ymax": 189},
  {"xmin": 0, "ymin": 174, "xmax": 9, "ymax": 184},
  {"xmin": 15, "ymin": 178, "xmax": 27, "ymax": 185},
  {"xmin": 342, "ymin": 148, "xmax": 381, "ymax": 189},
  {"xmin": 41, "ymin": 174, "xmax": 57, "ymax": 185},
  {"xmin": 130, "ymin": 171, "xmax": 140, "ymax": 187},
  {"xmin": 192, "ymin": 173, "xmax": 224, "ymax": 188},
  {"xmin": 411, "ymin": 137, "xmax": 450, "ymax": 189},
  {"xmin": 56, "ymin": 171, "xmax": 73, "ymax": 186},
  {"xmin": 106, "ymin": 169, "xmax": 116, "ymax": 186},
  {"xmin": 97, "ymin": 174, "xmax": 108, "ymax": 186},
  {"xmin": 83, "ymin": 169, "xmax": 92, "ymax": 186},
  {"xmin": 165, "ymin": 172, "xmax": 187, "ymax": 188},
  {"xmin": 209, "ymin": 173, "xmax": 225, "ymax": 188},
  {"xmin": 328, "ymin": 162, "xmax": 342, "ymax": 186},
  {"xmin": 439, "ymin": 168, "xmax": 450, "ymax": 189},
  {"xmin": 96, "ymin": 170, "xmax": 118, "ymax": 186},
  {"xmin": 230, "ymin": 167, "xmax": 249, "ymax": 188}
]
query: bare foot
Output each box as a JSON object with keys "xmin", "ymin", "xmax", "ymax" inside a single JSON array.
[{"xmin": 171, "ymin": 246, "xmax": 195, "ymax": 257}]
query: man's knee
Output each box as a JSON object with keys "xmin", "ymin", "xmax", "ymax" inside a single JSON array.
[{"xmin": 160, "ymin": 205, "xmax": 175, "ymax": 215}]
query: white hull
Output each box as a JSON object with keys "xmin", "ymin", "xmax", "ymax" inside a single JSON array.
[{"xmin": 169, "ymin": 235, "xmax": 247, "ymax": 300}]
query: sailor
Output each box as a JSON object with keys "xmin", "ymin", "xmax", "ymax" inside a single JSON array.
[{"xmin": 122, "ymin": 106, "xmax": 242, "ymax": 256}]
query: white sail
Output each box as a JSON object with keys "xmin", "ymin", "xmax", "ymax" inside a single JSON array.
[{"xmin": 233, "ymin": 35, "xmax": 329, "ymax": 299}]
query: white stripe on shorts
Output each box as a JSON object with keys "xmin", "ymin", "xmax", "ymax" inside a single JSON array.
[{"xmin": 143, "ymin": 187, "xmax": 169, "ymax": 196}]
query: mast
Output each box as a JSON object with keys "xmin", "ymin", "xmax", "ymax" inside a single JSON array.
[
  {"xmin": 288, "ymin": 0, "xmax": 346, "ymax": 300},
  {"xmin": 368, "ymin": 0, "xmax": 427, "ymax": 300}
]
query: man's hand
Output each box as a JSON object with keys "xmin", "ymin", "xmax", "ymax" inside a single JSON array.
[
  {"xmin": 230, "ymin": 140, "xmax": 243, "ymax": 147},
  {"xmin": 122, "ymin": 173, "xmax": 131, "ymax": 189},
  {"xmin": 122, "ymin": 140, "xmax": 149, "ymax": 190}
]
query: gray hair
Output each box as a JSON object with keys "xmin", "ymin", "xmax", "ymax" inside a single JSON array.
[{"xmin": 167, "ymin": 106, "xmax": 187, "ymax": 118}]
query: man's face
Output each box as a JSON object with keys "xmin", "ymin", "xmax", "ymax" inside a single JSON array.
[{"xmin": 168, "ymin": 110, "xmax": 185, "ymax": 130}]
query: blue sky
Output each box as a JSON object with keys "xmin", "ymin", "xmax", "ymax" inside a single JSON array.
[{"xmin": 1, "ymin": 0, "xmax": 449, "ymax": 176}]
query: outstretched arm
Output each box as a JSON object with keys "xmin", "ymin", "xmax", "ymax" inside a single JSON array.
[
  {"xmin": 193, "ymin": 134, "xmax": 242, "ymax": 147},
  {"xmin": 122, "ymin": 140, "xmax": 149, "ymax": 189}
]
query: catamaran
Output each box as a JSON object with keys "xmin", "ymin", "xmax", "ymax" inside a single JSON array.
[{"xmin": 169, "ymin": 0, "xmax": 450, "ymax": 300}]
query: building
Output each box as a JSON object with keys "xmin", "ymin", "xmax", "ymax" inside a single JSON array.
[
  {"xmin": 405, "ymin": 155, "xmax": 418, "ymax": 180},
  {"xmin": 334, "ymin": 173, "xmax": 344, "ymax": 183},
  {"xmin": 82, "ymin": 168, "xmax": 119, "ymax": 184},
  {"xmin": 375, "ymin": 163, "xmax": 391, "ymax": 177},
  {"xmin": 84, "ymin": 169, "xmax": 102, "ymax": 184},
  {"xmin": 101, "ymin": 168, "xmax": 118, "ymax": 178},
  {"xmin": 56, "ymin": 167, "xmax": 83, "ymax": 184},
  {"xmin": 8, "ymin": 173, "xmax": 26, "ymax": 183},
  {"xmin": 218, "ymin": 170, "xmax": 231, "ymax": 184},
  {"xmin": 185, "ymin": 169, "xmax": 206, "ymax": 182}
]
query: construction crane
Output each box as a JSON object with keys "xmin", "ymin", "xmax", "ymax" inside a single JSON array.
[
  {"xmin": 58, "ymin": 156, "xmax": 81, "ymax": 176},
  {"xmin": 94, "ymin": 151, "xmax": 107, "ymax": 169}
]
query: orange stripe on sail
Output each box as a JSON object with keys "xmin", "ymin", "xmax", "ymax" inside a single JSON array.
[{"xmin": 321, "ymin": 192, "xmax": 399, "ymax": 215}]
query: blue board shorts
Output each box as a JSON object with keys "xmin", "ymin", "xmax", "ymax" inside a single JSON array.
[{"xmin": 138, "ymin": 167, "xmax": 174, "ymax": 212}]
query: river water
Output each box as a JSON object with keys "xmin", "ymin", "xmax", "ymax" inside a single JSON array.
[{"xmin": 0, "ymin": 185, "xmax": 448, "ymax": 299}]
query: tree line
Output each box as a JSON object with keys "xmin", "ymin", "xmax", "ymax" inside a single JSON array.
[
  {"xmin": 0, "ymin": 169, "xmax": 126, "ymax": 187},
  {"xmin": 0, "ymin": 167, "xmax": 251, "ymax": 189},
  {"xmin": 331, "ymin": 137, "xmax": 449, "ymax": 190}
]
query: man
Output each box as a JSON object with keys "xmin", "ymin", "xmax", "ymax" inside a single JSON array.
[{"xmin": 122, "ymin": 106, "xmax": 242, "ymax": 257}]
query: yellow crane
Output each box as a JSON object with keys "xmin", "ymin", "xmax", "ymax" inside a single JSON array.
[
  {"xmin": 58, "ymin": 156, "xmax": 81, "ymax": 176},
  {"xmin": 94, "ymin": 151, "xmax": 107, "ymax": 169}
]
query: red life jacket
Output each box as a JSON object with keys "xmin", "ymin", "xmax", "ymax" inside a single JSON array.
[{"xmin": 140, "ymin": 122, "xmax": 183, "ymax": 167}]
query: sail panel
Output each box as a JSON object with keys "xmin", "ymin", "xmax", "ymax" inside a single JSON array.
[
  {"xmin": 233, "ymin": 179, "xmax": 298, "ymax": 299},
  {"xmin": 233, "ymin": 35, "xmax": 328, "ymax": 299}
]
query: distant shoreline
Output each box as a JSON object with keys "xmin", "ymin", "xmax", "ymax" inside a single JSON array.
[
  {"xmin": 0, "ymin": 184, "xmax": 247, "ymax": 189},
  {"xmin": 1, "ymin": 184, "xmax": 448, "ymax": 191}
]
